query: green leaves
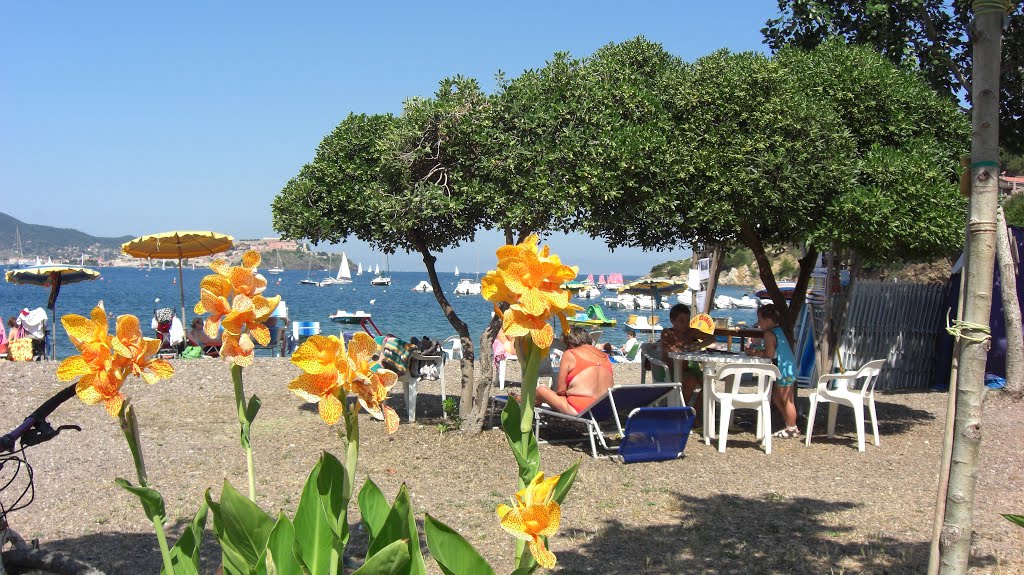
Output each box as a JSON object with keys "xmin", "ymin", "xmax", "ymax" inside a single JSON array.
[
  {"xmin": 115, "ymin": 478, "xmax": 166, "ymax": 523},
  {"xmin": 365, "ymin": 484, "xmax": 426, "ymax": 575},
  {"xmin": 423, "ymin": 514, "xmax": 495, "ymax": 575},
  {"xmin": 161, "ymin": 502, "xmax": 209, "ymax": 575},
  {"xmin": 1004, "ymin": 514, "xmax": 1024, "ymax": 528},
  {"xmin": 293, "ymin": 454, "xmax": 344, "ymax": 575},
  {"xmin": 206, "ymin": 482, "xmax": 276, "ymax": 574},
  {"xmin": 358, "ymin": 478, "xmax": 391, "ymax": 543},
  {"xmin": 500, "ymin": 397, "xmax": 540, "ymax": 486}
]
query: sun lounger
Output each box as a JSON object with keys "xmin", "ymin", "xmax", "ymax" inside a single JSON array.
[
  {"xmin": 494, "ymin": 383, "xmax": 685, "ymax": 458},
  {"xmin": 618, "ymin": 406, "xmax": 696, "ymax": 463}
]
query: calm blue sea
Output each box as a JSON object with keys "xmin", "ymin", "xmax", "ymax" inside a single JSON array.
[{"xmin": 0, "ymin": 267, "xmax": 758, "ymax": 359}]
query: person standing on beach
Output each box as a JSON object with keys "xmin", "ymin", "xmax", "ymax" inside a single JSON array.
[{"xmin": 745, "ymin": 304, "xmax": 799, "ymax": 438}]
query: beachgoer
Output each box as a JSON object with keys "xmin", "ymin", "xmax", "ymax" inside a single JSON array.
[
  {"xmin": 746, "ymin": 304, "xmax": 799, "ymax": 438},
  {"xmin": 0, "ymin": 317, "xmax": 8, "ymax": 357},
  {"xmin": 533, "ymin": 327, "xmax": 614, "ymax": 416},
  {"xmin": 6, "ymin": 317, "xmax": 18, "ymax": 348},
  {"xmin": 188, "ymin": 318, "xmax": 222, "ymax": 356},
  {"xmin": 659, "ymin": 304, "xmax": 715, "ymax": 405}
]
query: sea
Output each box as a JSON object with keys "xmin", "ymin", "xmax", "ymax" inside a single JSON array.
[{"xmin": 1, "ymin": 267, "xmax": 759, "ymax": 359}]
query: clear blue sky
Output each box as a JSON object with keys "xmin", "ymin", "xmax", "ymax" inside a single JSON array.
[{"xmin": 0, "ymin": 1, "xmax": 777, "ymax": 274}]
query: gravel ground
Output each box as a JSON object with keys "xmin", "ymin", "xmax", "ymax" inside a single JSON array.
[{"xmin": 1, "ymin": 358, "xmax": 1021, "ymax": 574}]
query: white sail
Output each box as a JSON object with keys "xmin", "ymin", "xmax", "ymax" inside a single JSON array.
[
  {"xmin": 454, "ymin": 265, "xmax": 459, "ymax": 276},
  {"xmin": 357, "ymin": 262, "xmax": 363, "ymax": 275},
  {"xmin": 375, "ymin": 264, "xmax": 380, "ymax": 275},
  {"xmin": 338, "ymin": 252, "xmax": 352, "ymax": 281}
]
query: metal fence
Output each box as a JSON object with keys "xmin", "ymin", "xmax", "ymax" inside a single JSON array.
[{"xmin": 837, "ymin": 281, "xmax": 946, "ymax": 390}]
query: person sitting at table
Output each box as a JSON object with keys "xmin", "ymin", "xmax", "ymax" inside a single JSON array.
[
  {"xmin": 659, "ymin": 304, "xmax": 716, "ymax": 406},
  {"xmin": 188, "ymin": 317, "xmax": 222, "ymax": 357},
  {"xmin": 529, "ymin": 327, "xmax": 614, "ymax": 416},
  {"xmin": 745, "ymin": 304, "xmax": 800, "ymax": 438}
]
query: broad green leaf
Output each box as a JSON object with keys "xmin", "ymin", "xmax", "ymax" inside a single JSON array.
[
  {"xmin": 293, "ymin": 457, "xmax": 335, "ymax": 575},
  {"xmin": 1003, "ymin": 514, "xmax": 1024, "ymax": 528},
  {"xmin": 358, "ymin": 478, "xmax": 391, "ymax": 545},
  {"xmin": 246, "ymin": 394, "xmax": 263, "ymax": 423},
  {"xmin": 161, "ymin": 500, "xmax": 209, "ymax": 575},
  {"xmin": 365, "ymin": 485, "xmax": 425, "ymax": 575},
  {"xmin": 214, "ymin": 480, "xmax": 276, "ymax": 572},
  {"xmin": 115, "ymin": 478, "xmax": 166, "ymax": 522},
  {"xmin": 256, "ymin": 513, "xmax": 302, "ymax": 575},
  {"xmin": 552, "ymin": 460, "xmax": 580, "ymax": 505},
  {"xmin": 423, "ymin": 514, "xmax": 494, "ymax": 575},
  {"xmin": 351, "ymin": 539, "xmax": 410, "ymax": 575},
  {"xmin": 316, "ymin": 452, "xmax": 350, "ymax": 539},
  {"xmin": 206, "ymin": 488, "xmax": 254, "ymax": 575}
]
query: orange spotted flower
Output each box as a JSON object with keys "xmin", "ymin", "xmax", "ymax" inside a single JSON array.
[
  {"xmin": 194, "ymin": 250, "xmax": 280, "ymax": 367},
  {"xmin": 57, "ymin": 303, "xmax": 175, "ymax": 418},
  {"xmin": 496, "ymin": 472, "xmax": 562, "ymax": 569},
  {"xmin": 289, "ymin": 332, "xmax": 399, "ymax": 432},
  {"xmin": 481, "ymin": 234, "xmax": 582, "ymax": 349}
]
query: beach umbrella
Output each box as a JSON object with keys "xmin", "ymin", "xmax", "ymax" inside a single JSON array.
[
  {"xmin": 5, "ymin": 265, "xmax": 101, "ymax": 359},
  {"xmin": 617, "ymin": 277, "xmax": 689, "ymax": 317},
  {"xmin": 122, "ymin": 230, "xmax": 234, "ymax": 326}
]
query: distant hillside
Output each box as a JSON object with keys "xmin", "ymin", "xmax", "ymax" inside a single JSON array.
[{"xmin": 0, "ymin": 212, "xmax": 135, "ymax": 258}]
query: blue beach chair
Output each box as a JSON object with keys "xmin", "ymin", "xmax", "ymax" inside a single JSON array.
[
  {"xmin": 517, "ymin": 383, "xmax": 686, "ymax": 458},
  {"xmin": 618, "ymin": 406, "xmax": 696, "ymax": 463}
]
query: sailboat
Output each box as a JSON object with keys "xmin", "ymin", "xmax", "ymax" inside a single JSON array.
[
  {"xmin": 370, "ymin": 256, "xmax": 391, "ymax": 286},
  {"xmin": 454, "ymin": 265, "xmax": 459, "ymax": 276},
  {"xmin": 357, "ymin": 262, "xmax": 363, "ymax": 276},
  {"xmin": 300, "ymin": 251, "xmax": 317, "ymax": 285},
  {"xmin": 268, "ymin": 250, "xmax": 284, "ymax": 275},
  {"xmin": 320, "ymin": 252, "xmax": 352, "ymax": 286}
]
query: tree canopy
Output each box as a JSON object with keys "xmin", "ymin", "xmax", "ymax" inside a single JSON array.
[{"xmin": 762, "ymin": 0, "xmax": 1024, "ymax": 154}]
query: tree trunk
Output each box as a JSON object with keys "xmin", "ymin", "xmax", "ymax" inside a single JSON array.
[
  {"xmin": 463, "ymin": 312, "xmax": 504, "ymax": 432},
  {"xmin": 703, "ymin": 246, "xmax": 723, "ymax": 314},
  {"xmin": 939, "ymin": 7, "xmax": 1002, "ymax": 573},
  {"xmin": 996, "ymin": 205, "xmax": 1024, "ymax": 396},
  {"xmin": 739, "ymin": 222, "xmax": 816, "ymax": 345},
  {"xmin": 411, "ymin": 236, "xmax": 476, "ymax": 422}
]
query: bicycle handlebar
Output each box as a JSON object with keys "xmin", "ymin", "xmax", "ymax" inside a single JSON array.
[{"xmin": 0, "ymin": 382, "xmax": 79, "ymax": 453}]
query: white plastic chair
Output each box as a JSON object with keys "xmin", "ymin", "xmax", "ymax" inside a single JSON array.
[
  {"xmin": 441, "ymin": 335, "xmax": 462, "ymax": 361},
  {"xmin": 804, "ymin": 359, "xmax": 885, "ymax": 452},
  {"xmin": 705, "ymin": 363, "xmax": 779, "ymax": 455}
]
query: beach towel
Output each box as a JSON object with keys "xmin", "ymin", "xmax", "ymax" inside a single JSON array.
[{"xmin": 380, "ymin": 335, "xmax": 412, "ymax": 375}]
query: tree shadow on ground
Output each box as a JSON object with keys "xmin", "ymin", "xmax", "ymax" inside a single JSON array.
[{"xmin": 556, "ymin": 492, "xmax": 997, "ymax": 575}]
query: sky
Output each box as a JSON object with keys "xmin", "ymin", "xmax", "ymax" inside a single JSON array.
[{"xmin": 0, "ymin": 1, "xmax": 778, "ymax": 274}]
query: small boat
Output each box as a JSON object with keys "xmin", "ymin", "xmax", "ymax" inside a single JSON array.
[
  {"xmin": 454, "ymin": 278, "xmax": 482, "ymax": 295},
  {"xmin": 714, "ymin": 294, "xmax": 760, "ymax": 310},
  {"xmin": 329, "ymin": 309, "xmax": 373, "ymax": 324},
  {"xmin": 625, "ymin": 314, "xmax": 663, "ymax": 333},
  {"xmin": 577, "ymin": 286, "xmax": 601, "ymax": 299},
  {"xmin": 602, "ymin": 273, "xmax": 625, "ymax": 290},
  {"xmin": 370, "ymin": 257, "xmax": 391, "ymax": 286},
  {"xmin": 268, "ymin": 248, "xmax": 284, "ymax": 272},
  {"xmin": 411, "ymin": 280, "xmax": 433, "ymax": 292},
  {"xmin": 357, "ymin": 262, "xmax": 363, "ymax": 276},
  {"xmin": 454, "ymin": 265, "xmax": 459, "ymax": 276},
  {"xmin": 321, "ymin": 252, "xmax": 353, "ymax": 286},
  {"xmin": 757, "ymin": 282, "xmax": 797, "ymax": 303}
]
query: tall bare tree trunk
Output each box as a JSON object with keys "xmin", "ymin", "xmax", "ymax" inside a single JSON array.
[
  {"xmin": 996, "ymin": 205, "xmax": 1024, "ymax": 395},
  {"xmin": 939, "ymin": 5, "xmax": 1003, "ymax": 572},
  {"xmin": 739, "ymin": 222, "xmax": 817, "ymax": 345},
  {"xmin": 702, "ymin": 247, "xmax": 722, "ymax": 314}
]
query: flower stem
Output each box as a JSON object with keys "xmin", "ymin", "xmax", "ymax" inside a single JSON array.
[
  {"xmin": 231, "ymin": 364, "xmax": 257, "ymax": 502},
  {"xmin": 518, "ymin": 339, "xmax": 542, "ymax": 458},
  {"xmin": 342, "ymin": 401, "xmax": 359, "ymax": 502},
  {"xmin": 153, "ymin": 515, "xmax": 176, "ymax": 575}
]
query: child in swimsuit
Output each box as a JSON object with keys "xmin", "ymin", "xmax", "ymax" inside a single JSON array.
[
  {"xmin": 534, "ymin": 327, "xmax": 614, "ymax": 416},
  {"xmin": 746, "ymin": 304, "xmax": 800, "ymax": 438}
]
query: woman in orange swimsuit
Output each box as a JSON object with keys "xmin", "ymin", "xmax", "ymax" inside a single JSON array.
[{"xmin": 534, "ymin": 327, "xmax": 614, "ymax": 416}]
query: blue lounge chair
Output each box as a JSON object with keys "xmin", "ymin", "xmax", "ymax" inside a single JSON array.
[
  {"xmin": 618, "ymin": 406, "xmax": 696, "ymax": 463},
  {"xmin": 529, "ymin": 383, "xmax": 686, "ymax": 458}
]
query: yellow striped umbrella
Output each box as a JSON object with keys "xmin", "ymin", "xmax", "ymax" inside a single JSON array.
[{"xmin": 122, "ymin": 231, "xmax": 234, "ymax": 325}]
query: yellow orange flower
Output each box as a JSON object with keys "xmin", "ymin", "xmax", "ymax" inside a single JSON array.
[
  {"xmin": 57, "ymin": 303, "xmax": 173, "ymax": 418},
  {"xmin": 194, "ymin": 250, "xmax": 280, "ymax": 366},
  {"xmin": 482, "ymin": 235, "xmax": 582, "ymax": 350},
  {"xmin": 496, "ymin": 472, "xmax": 562, "ymax": 569},
  {"xmin": 288, "ymin": 333, "xmax": 398, "ymax": 431},
  {"xmin": 110, "ymin": 315, "xmax": 175, "ymax": 384}
]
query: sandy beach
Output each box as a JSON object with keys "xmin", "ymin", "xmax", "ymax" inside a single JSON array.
[{"xmin": 1, "ymin": 358, "xmax": 1021, "ymax": 574}]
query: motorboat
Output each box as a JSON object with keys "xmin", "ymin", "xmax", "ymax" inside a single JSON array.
[
  {"xmin": 603, "ymin": 294, "xmax": 670, "ymax": 310},
  {"xmin": 454, "ymin": 278, "xmax": 482, "ymax": 295},
  {"xmin": 713, "ymin": 294, "xmax": 759, "ymax": 310},
  {"xmin": 411, "ymin": 280, "xmax": 433, "ymax": 293},
  {"xmin": 756, "ymin": 282, "xmax": 797, "ymax": 303},
  {"xmin": 625, "ymin": 314, "xmax": 663, "ymax": 333},
  {"xmin": 577, "ymin": 286, "xmax": 601, "ymax": 299},
  {"xmin": 329, "ymin": 309, "xmax": 372, "ymax": 324}
]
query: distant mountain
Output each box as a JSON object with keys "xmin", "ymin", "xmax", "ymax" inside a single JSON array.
[{"xmin": 0, "ymin": 212, "xmax": 135, "ymax": 258}]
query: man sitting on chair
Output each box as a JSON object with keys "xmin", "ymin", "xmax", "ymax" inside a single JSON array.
[
  {"xmin": 188, "ymin": 318, "xmax": 222, "ymax": 357},
  {"xmin": 533, "ymin": 327, "xmax": 614, "ymax": 416}
]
